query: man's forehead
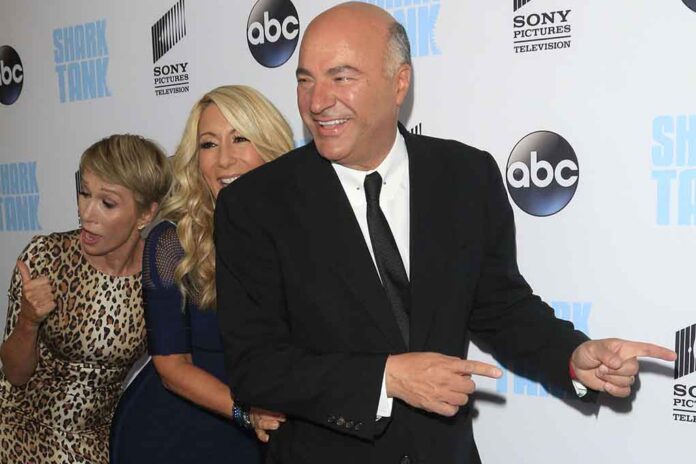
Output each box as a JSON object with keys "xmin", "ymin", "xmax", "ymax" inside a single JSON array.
[
  {"xmin": 301, "ymin": 9, "xmax": 388, "ymax": 49},
  {"xmin": 299, "ymin": 28, "xmax": 382, "ymax": 65}
]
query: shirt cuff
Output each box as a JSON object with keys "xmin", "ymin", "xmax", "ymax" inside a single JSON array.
[
  {"xmin": 572, "ymin": 379, "xmax": 588, "ymax": 398},
  {"xmin": 376, "ymin": 368, "xmax": 393, "ymax": 419}
]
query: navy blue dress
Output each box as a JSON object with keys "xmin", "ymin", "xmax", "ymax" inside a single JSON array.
[{"xmin": 110, "ymin": 221, "xmax": 260, "ymax": 463}]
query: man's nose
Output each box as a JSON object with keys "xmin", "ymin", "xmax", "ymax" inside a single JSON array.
[{"xmin": 309, "ymin": 80, "xmax": 335, "ymax": 114}]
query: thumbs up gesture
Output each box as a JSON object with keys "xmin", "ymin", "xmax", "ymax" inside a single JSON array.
[{"xmin": 16, "ymin": 260, "xmax": 56, "ymax": 326}]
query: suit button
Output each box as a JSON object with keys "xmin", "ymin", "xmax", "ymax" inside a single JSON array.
[
  {"xmin": 327, "ymin": 415, "xmax": 336, "ymax": 424},
  {"xmin": 400, "ymin": 455, "xmax": 412, "ymax": 464},
  {"xmin": 354, "ymin": 422, "xmax": 363, "ymax": 431},
  {"xmin": 345, "ymin": 420, "xmax": 354, "ymax": 429},
  {"xmin": 336, "ymin": 416, "xmax": 345, "ymax": 426}
]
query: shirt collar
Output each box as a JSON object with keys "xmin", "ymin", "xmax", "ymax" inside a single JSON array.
[{"xmin": 332, "ymin": 130, "xmax": 408, "ymax": 207}]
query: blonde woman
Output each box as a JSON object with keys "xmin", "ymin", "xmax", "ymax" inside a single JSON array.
[
  {"xmin": 111, "ymin": 86, "xmax": 293, "ymax": 464},
  {"xmin": 0, "ymin": 135, "xmax": 171, "ymax": 464}
]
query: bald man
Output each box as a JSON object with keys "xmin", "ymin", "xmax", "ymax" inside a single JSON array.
[{"xmin": 215, "ymin": 3, "xmax": 675, "ymax": 463}]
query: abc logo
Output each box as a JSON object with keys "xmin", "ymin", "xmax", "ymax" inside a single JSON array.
[
  {"xmin": 247, "ymin": 0, "xmax": 300, "ymax": 68},
  {"xmin": 684, "ymin": 0, "xmax": 696, "ymax": 13},
  {"xmin": 506, "ymin": 131, "xmax": 579, "ymax": 217},
  {"xmin": 0, "ymin": 45, "xmax": 24, "ymax": 106}
]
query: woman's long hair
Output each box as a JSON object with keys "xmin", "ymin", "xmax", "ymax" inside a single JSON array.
[{"xmin": 159, "ymin": 85, "xmax": 293, "ymax": 309}]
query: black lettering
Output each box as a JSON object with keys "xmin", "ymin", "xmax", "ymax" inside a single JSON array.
[{"xmin": 541, "ymin": 12, "xmax": 555, "ymax": 25}]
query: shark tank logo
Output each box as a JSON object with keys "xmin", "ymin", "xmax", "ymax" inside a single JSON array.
[
  {"xmin": 652, "ymin": 115, "xmax": 696, "ymax": 226},
  {"xmin": 53, "ymin": 19, "xmax": 111, "ymax": 103},
  {"xmin": 0, "ymin": 162, "xmax": 41, "ymax": 232}
]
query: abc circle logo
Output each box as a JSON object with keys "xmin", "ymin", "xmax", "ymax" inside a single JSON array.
[
  {"xmin": 0, "ymin": 45, "xmax": 24, "ymax": 106},
  {"xmin": 683, "ymin": 0, "xmax": 696, "ymax": 13},
  {"xmin": 247, "ymin": 0, "xmax": 300, "ymax": 68},
  {"xmin": 506, "ymin": 131, "xmax": 579, "ymax": 217}
]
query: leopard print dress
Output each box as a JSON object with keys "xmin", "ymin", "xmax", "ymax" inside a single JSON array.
[{"xmin": 0, "ymin": 230, "xmax": 146, "ymax": 464}]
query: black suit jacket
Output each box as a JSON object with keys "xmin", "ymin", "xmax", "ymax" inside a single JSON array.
[{"xmin": 215, "ymin": 125, "xmax": 589, "ymax": 464}]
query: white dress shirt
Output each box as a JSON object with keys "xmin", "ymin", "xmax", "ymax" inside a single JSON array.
[{"xmin": 332, "ymin": 129, "xmax": 409, "ymax": 418}]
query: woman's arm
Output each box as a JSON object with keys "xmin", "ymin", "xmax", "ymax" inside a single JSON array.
[
  {"xmin": 0, "ymin": 314, "xmax": 41, "ymax": 386},
  {"xmin": 144, "ymin": 222, "xmax": 284, "ymax": 440},
  {"xmin": 152, "ymin": 353, "xmax": 284, "ymax": 442},
  {"xmin": 152, "ymin": 353, "xmax": 233, "ymax": 417},
  {"xmin": 0, "ymin": 260, "xmax": 56, "ymax": 386}
]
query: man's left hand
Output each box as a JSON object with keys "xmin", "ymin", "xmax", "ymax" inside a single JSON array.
[{"xmin": 570, "ymin": 338, "xmax": 677, "ymax": 397}]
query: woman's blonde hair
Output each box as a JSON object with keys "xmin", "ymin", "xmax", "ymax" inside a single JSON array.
[
  {"xmin": 80, "ymin": 134, "xmax": 171, "ymax": 212},
  {"xmin": 159, "ymin": 85, "xmax": 293, "ymax": 309}
]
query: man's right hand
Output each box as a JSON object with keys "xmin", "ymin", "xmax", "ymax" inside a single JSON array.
[
  {"xmin": 17, "ymin": 260, "xmax": 56, "ymax": 326},
  {"xmin": 250, "ymin": 408, "xmax": 286, "ymax": 443},
  {"xmin": 385, "ymin": 352, "xmax": 502, "ymax": 417}
]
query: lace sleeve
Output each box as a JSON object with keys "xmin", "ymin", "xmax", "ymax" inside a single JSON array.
[
  {"xmin": 142, "ymin": 221, "xmax": 191, "ymax": 355},
  {"xmin": 143, "ymin": 221, "xmax": 184, "ymax": 291}
]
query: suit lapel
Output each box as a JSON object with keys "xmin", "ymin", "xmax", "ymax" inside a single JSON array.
[
  {"xmin": 297, "ymin": 145, "xmax": 408, "ymax": 352},
  {"xmin": 404, "ymin": 126, "xmax": 461, "ymax": 351}
]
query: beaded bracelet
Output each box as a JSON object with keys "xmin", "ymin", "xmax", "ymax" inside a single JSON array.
[{"xmin": 232, "ymin": 402, "xmax": 253, "ymax": 430}]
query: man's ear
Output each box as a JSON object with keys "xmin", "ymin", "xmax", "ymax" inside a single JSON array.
[{"xmin": 394, "ymin": 63, "xmax": 412, "ymax": 106}]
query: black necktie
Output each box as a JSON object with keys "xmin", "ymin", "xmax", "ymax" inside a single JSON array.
[{"xmin": 364, "ymin": 172, "xmax": 410, "ymax": 348}]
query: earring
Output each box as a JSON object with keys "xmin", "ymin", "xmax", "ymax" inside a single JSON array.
[{"xmin": 137, "ymin": 224, "xmax": 146, "ymax": 231}]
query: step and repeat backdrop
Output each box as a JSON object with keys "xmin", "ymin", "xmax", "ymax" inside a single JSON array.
[{"xmin": 1, "ymin": 0, "xmax": 694, "ymax": 462}]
